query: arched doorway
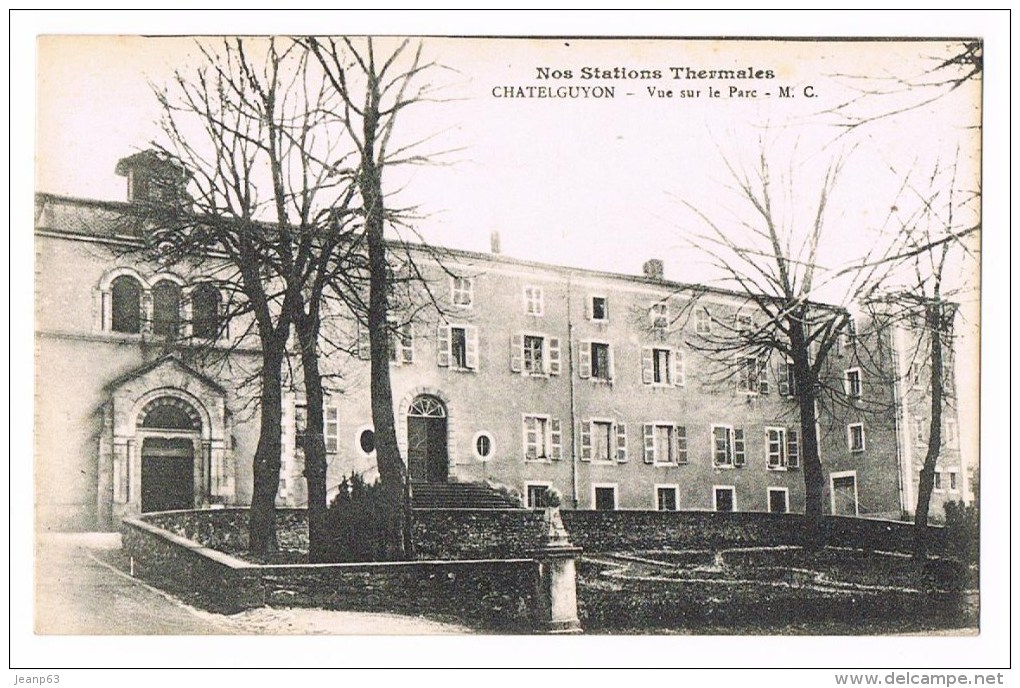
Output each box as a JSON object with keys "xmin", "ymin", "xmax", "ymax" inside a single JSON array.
[
  {"xmin": 407, "ymin": 395, "xmax": 448, "ymax": 483},
  {"xmin": 138, "ymin": 396, "xmax": 201, "ymax": 512}
]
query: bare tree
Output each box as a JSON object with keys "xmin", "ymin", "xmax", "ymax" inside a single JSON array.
[
  {"xmin": 676, "ymin": 139, "xmax": 916, "ymax": 544},
  {"xmin": 823, "ymin": 40, "xmax": 982, "ymax": 135},
  {"xmin": 862, "ymin": 153, "xmax": 979, "ymax": 555},
  {"xmin": 134, "ymin": 38, "xmax": 360, "ymax": 557},
  {"xmin": 306, "ymin": 36, "xmax": 449, "ymax": 559}
]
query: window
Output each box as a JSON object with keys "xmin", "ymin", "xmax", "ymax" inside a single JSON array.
[
  {"xmin": 388, "ymin": 322, "xmax": 414, "ymax": 365},
  {"xmin": 696, "ymin": 307, "xmax": 712, "ymax": 334},
  {"xmin": 948, "ymin": 471, "xmax": 958, "ymax": 491},
  {"xmin": 592, "ymin": 342, "xmax": 611, "ymax": 380},
  {"xmin": 787, "ymin": 430, "xmax": 800, "ymax": 469},
  {"xmin": 714, "ymin": 486, "xmax": 735, "ymax": 512},
  {"xmin": 579, "ymin": 340, "xmax": 613, "ymax": 381},
  {"xmin": 768, "ymin": 487, "xmax": 789, "ymax": 513},
  {"xmin": 526, "ymin": 483, "xmax": 552, "ymax": 509},
  {"xmin": 437, "ymin": 324, "xmax": 478, "ymax": 370},
  {"xmin": 777, "ymin": 358, "xmax": 796, "ymax": 396},
  {"xmin": 592, "ymin": 421, "xmax": 613, "ymax": 461},
  {"xmin": 594, "ymin": 485, "xmax": 617, "ymax": 511},
  {"xmin": 111, "ymin": 275, "xmax": 142, "ymax": 334},
  {"xmin": 766, "ymin": 427, "xmax": 787, "ymax": 469},
  {"xmin": 524, "ymin": 335, "xmax": 545, "ymax": 374},
  {"xmin": 524, "ymin": 286, "xmax": 544, "ymax": 315},
  {"xmin": 656, "ymin": 486, "xmax": 679, "ymax": 511},
  {"xmin": 739, "ymin": 355, "xmax": 769, "ymax": 394},
  {"xmin": 510, "ymin": 333, "xmax": 561, "ymax": 376},
  {"xmin": 152, "ymin": 280, "xmax": 182, "ymax": 338},
  {"xmin": 650, "ymin": 302, "xmax": 669, "ymax": 330},
  {"xmin": 580, "ymin": 420, "xmax": 627, "ymax": 463},
  {"xmin": 845, "ymin": 368, "xmax": 862, "ymax": 398},
  {"xmin": 473, "ymin": 432, "xmax": 494, "ymax": 460},
  {"xmin": 294, "ymin": 404, "xmax": 308, "ymax": 449},
  {"xmin": 356, "ymin": 427, "xmax": 376, "ymax": 456},
  {"xmin": 451, "ymin": 276, "xmax": 473, "ymax": 307},
  {"xmin": 848, "ymin": 423, "xmax": 866, "ymax": 453},
  {"xmin": 933, "ymin": 471, "xmax": 943, "ymax": 491},
  {"xmin": 641, "ymin": 347, "xmax": 685, "ymax": 387},
  {"xmin": 324, "ymin": 406, "xmax": 339, "ymax": 453},
  {"xmin": 712, "ymin": 425, "xmax": 745, "ymax": 467},
  {"xmin": 913, "ymin": 416, "xmax": 927, "ymax": 444},
  {"xmin": 945, "ymin": 419, "xmax": 959, "ymax": 448},
  {"xmin": 590, "ymin": 295, "xmax": 608, "ymax": 321},
  {"xmin": 642, "ymin": 423, "xmax": 686, "ymax": 465},
  {"xmin": 523, "ymin": 415, "xmax": 562, "ymax": 461},
  {"xmin": 191, "ymin": 283, "xmax": 222, "ymax": 339}
]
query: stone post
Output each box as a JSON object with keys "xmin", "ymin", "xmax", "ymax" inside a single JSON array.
[{"xmin": 529, "ymin": 490, "xmax": 582, "ymax": 634}]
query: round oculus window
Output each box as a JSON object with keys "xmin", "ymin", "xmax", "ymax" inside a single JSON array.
[{"xmin": 358, "ymin": 428, "xmax": 376, "ymax": 454}]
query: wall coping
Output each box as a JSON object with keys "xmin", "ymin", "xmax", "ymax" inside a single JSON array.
[{"xmin": 124, "ymin": 515, "xmax": 536, "ymax": 572}]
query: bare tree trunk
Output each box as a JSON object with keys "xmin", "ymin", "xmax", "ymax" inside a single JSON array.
[
  {"xmin": 790, "ymin": 318, "xmax": 826, "ymax": 548},
  {"xmin": 295, "ymin": 316, "xmax": 330, "ymax": 563},
  {"xmin": 361, "ymin": 107, "xmax": 409, "ymax": 561},
  {"xmin": 249, "ymin": 341, "xmax": 286, "ymax": 555},
  {"xmin": 914, "ymin": 300, "xmax": 945, "ymax": 557}
]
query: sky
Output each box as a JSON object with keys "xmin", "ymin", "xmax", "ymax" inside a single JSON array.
[{"xmin": 13, "ymin": 10, "xmax": 1011, "ymax": 672}]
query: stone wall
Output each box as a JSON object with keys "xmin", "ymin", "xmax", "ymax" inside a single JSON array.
[
  {"xmin": 411, "ymin": 509, "xmax": 946, "ymax": 558},
  {"xmin": 122, "ymin": 515, "xmax": 535, "ymax": 630}
]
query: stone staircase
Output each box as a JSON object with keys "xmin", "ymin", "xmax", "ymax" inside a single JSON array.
[{"xmin": 410, "ymin": 482, "xmax": 522, "ymax": 509}]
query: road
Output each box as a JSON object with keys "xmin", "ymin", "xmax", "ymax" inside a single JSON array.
[{"xmin": 34, "ymin": 533, "xmax": 470, "ymax": 635}]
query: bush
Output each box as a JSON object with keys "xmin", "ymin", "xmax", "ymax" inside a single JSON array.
[
  {"xmin": 322, "ymin": 474, "xmax": 396, "ymax": 562},
  {"xmin": 943, "ymin": 499, "xmax": 979, "ymax": 568}
]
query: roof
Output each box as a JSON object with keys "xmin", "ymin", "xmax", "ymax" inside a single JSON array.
[{"xmin": 105, "ymin": 354, "xmax": 228, "ymax": 396}]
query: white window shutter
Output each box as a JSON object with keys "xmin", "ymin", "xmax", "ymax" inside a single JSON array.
[
  {"xmin": 734, "ymin": 428, "xmax": 746, "ymax": 466},
  {"xmin": 579, "ymin": 421, "xmax": 592, "ymax": 461},
  {"xmin": 465, "ymin": 325, "xmax": 479, "ymax": 370},
  {"xmin": 547, "ymin": 337, "xmax": 561, "ymax": 375},
  {"xmin": 615, "ymin": 423, "xmax": 628, "ymax": 463},
  {"xmin": 436, "ymin": 325, "xmax": 450, "ymax": 367},
  {"xmin": 641, "ymin": 347, "xmax": 653, "ymax": 384},
  {"xmin": 524, "ymin": 416, "xmax": 537, "ymax": 459},
  {"xmin": 778, "ymin": 360, "xmax": 790, "ymax": 396},
  {"xmin": 787, "ymin": 429, "xmax": 800, "ymax": 468},
  {"xmin": 673, "ymin": 349, "xmax": 685, "ymax": 386},
  {"xmin": 510, "ymin": 333, "xmax": 523, "ymax": 373},
  {"xmin": 578, "ymin": 341, "xmax": 591, "ymax": 379},
  {"xmin": 675, "ymin": 425, "xmax": 688, "ymax": 464},
  {"xmin": 584, "ymin": 297, "xmax": 592, "ymax": 320},
  {"xmin": 550, "ymin": 419, "xmax": 562, "ymax": 460},
  {"xmin": 758, "ymin": 356, "xmax": 770, "ymax": 394},
  {"xmin": 643, "ymin": 424, "xmax": 655, "ymax": 464},
  {"xmin": 607, "ymin": 345, "xmax": 615, "ymax": 381}
]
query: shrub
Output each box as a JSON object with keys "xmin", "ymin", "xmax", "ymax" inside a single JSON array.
[
  {"xmin": 322, "ymin": 474, "xmax": 397, "ymax": 562},
  {"xmin": 943, "ymin": 499, "xmax": 979, "ymax": 568}
]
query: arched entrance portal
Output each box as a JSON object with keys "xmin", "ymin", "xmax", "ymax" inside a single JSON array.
[
  {"xmin": 407, "ymin": 395, "xmax": 448, "ymax": 483},
  {"xmin": 138, "ymin": 396, "xmax": 201, "ymax": 512}
]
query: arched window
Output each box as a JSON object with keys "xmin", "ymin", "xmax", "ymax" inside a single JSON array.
[
  {"xmin": 111, "ymin": 275, "xmax": 142, "ymax": 334},
  {"xmin": 152, "ymin": 280, "xmax": 182, "ymax": 338},
  {"xmin": 191, "ymin": 283, "xmax": 221, "ymax": 339},
  {"xmin": 139, "ymin": 396, "xmax": 202, "ymax": 431}
]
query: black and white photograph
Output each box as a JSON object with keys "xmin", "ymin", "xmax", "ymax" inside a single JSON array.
[{"xmin": 12, "ymin": 10, "xmax": 1009, "ymax": 678}]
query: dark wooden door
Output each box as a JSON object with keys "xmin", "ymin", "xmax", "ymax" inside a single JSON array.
[
  {"xmin": 407, "ymin": 415, "xmax": 448, "ymax": 483},
  {"xmin": 141, "ymin": 437, "xmax": 194, "ymax": 512}
]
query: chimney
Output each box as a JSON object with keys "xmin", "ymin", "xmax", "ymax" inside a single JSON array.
[
  {"xmin": 642, "ymin": 259, "xmax": 664, "ymax": 280},
  {"xmin": 115, "ymin": 150, "xmax": 190, "ymax": 205},
  {"xmin": 490, "ymin": 230, "xmax": 502, "ymax": 254}
]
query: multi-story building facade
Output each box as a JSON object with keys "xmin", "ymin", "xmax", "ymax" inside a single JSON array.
[{"xmin": 34, "ymin": 154, "xmax": 967, "ymax": 531}]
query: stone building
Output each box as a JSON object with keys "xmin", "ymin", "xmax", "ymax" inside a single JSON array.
[{"xmin": 33, "ymin": 154, "xmax": 967, "ymax": 531}]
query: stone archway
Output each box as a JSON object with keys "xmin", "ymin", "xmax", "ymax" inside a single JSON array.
[{"xmin": 136, "ymin": 395, "xmax": 202, "ymax": 512}]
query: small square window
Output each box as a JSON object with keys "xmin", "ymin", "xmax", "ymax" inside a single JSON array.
[
  {"xmin": 768, "ymin": 488, "xmax": 789, "ymax": 513},
  {"xmin": 656, "ymin": 486, "xmax": 678, "ymax": 511},
  {"xmin": 650, "ymin": 303, "xmax": 669, "ymax": 330},
  {"xmin": 524, "ymin": 286, "xmax": 544, "ymax": 316},
  {"xmin": 451, "ymin": 277, "xmax": 473, "ymax": 307},
  {"xmin": 848, "ymin": 423, "xmax": 866, "ymax": 453},
  {"xmin": 526, "ymin": 483, "xmax": 551, "ymax": 509},
  {"xmin": 594, "ymin": 486, "xmax": 617, "ymax": 511},
  {"xmin": 591, "ymin": 296, "xmax": 608, "ymax": 321},
  {"xmin": 714, "ymin": 486, "xmax": 735, "ymax": 512}
]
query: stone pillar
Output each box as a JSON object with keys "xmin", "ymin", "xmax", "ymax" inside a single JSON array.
[{"xmin": 529, "ymin": 498, "xmax": 582, "ymax": 634}]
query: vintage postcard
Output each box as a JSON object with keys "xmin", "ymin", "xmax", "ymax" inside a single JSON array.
[{"xmin": 14, "ymin": 12, "xmax": 1007, "ymax": 676}]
